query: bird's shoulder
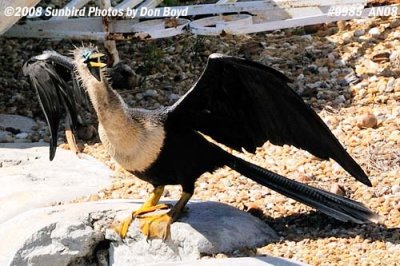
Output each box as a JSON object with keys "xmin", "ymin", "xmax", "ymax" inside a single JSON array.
[{"xmin": 127, "ymin": 106, "xmax": 169, "ymax": 124}]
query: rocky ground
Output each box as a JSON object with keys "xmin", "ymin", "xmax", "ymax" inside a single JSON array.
[{"xmin": 1, "ymin": 14, "xmax": 400, "ymax": 265}]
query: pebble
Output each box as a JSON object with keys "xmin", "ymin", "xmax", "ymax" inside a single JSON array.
[
  {"xmin": 204, "ymin": 39, "xmax": 212, "ymax": 47},
  {"xmin": 388, "ymin": 130, "xmax": 399, "ymax": 142},
  {"xmin": 389, "ymin": 51, "xmax": 400, "ymax": 69},
  {"xmin": 338, "ymin": 79, "xmax": 349, "ymax": 87},
  {"xmin": 342, "ymin": 32, "xmax": 353, "ymax": 42},
  {"xmin": 327, "ymin": 53, "xmax": 336, "ymax": 63},
  {"xmin": 143, "ymin": 89, "xmax": 158, "ymax": 98},
  {"xmin": 330, "ymin": 184, "xmax": 346, "ymax": 197},
  {"xmin": 334, "ymin": 95, "xmax": 346, "ymax": 104},
  {"xmin": 386, "ymin": 78, "xmax": 396, "ymax": 92},
  {"xmin": 365, "ymin": 60, "xmax": 380, "ymax": 74},
  {"xmin": 296, "ymin": 173, "xmax": 312, "ymax": 183},
  {"xmin": 306, "ymin": 64, "xmax": 318, "ymax": 74},
  {"xmin": 357, "ymin": 113, "xmax": 378, "ymax": 129},
  {"xmin": 368, "ymin": 27, "xmax": 381, "ymax": 36},
  {"xmin": 354, "ymin": 29, "xmax": 365, "ymax": 37},
  {"xmin": 135, "ymin": 93, "xmax": 143, "ymax": 100},
  {"xmin": 168, "ymin": 93, "xmax": 181, "ymax": 102},
  {"xmin": 318, "ymin": 67, "xmax": 330, "ymax": 78}
]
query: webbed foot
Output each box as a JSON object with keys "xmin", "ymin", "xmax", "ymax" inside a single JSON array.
[
  {"xmin": 138, "ymin": 213, "xmax": 173, "ymax": 240},
  {"xmin": 114, "ymin": 204, "xmax": 169, "ymax": 238}
]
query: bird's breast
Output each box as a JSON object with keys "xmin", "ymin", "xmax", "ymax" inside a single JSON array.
[{"xmin": 98, "ymin": 120, "xmax": 165, "ymax": 172}]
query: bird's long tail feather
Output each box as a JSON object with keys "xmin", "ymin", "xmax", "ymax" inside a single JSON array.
[{"xmin": 226, "ymin": 155, "xmax": 379, "ymax": 224}]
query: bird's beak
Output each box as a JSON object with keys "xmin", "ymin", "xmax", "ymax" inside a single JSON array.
[
  {"xmin": 88, "ymin": 52, "xmax": 107, "ymax": 68},
  {"xmin": 86, "ymin": 52, "xmax": 106, "ymax": 81}
]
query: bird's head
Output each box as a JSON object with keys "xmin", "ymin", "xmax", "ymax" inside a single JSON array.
[{"xmin": 74, "ymin": 47, "xmax": 107, "ymax": 81}]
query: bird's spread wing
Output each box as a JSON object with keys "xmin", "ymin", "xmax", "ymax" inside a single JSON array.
[
  {"xmin": 169, "ymin": 54, "xmax": 371, "ymax": 186},
  {"xmin": 23, "ymin": 52, "xmax": 81, "ymax": 160}
]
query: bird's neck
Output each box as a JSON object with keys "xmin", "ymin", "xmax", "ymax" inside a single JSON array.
[
  {"xmin": 75, "ymin": 65, "xmax": 140, "ymax": 156},
  {"xmin": 75, "ymin": 64, "xmax": 134, "ymax": 134},
  {"xmin": 74, "ymin": 63, "xmax": 165, "ymax": 172}
]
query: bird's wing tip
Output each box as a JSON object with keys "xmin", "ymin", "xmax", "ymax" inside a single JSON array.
[
  {"xmin": 209, "ymin": 53, "xmax": 226, "ymax": 59},
  {"xmin": 370, "ymin": 213, "xmax": 384, "ymax": 224},
  {"xmin": 359, "ymin": 174, "xmax": 373, "ymax": 187}
]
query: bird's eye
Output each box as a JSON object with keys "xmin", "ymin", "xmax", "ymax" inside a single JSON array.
[{"xmin": 82, "ymin": 51, "xmax": 91, "ymax": 61}]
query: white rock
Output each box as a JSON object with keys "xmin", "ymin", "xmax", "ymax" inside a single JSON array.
[
  {"xmin": 0, "ymin": 130, "xmax": 13, "ymax": 143},
  {"xmin": 368, "ymin": 27, "xmax": 381, "ymax": 36},
  {"xmin": 0, "ymin": 143, "xmax": 113, "ymax": 223},
  {"xmin": 0, "ymin": 201, "xmax": 120, "ymax": 266},
  {"xmin": 0, "ymin": 200, "xmax": 279, "ymax": 266},
  {"xmin": 15, "ymin": 132, "xmax": 28, "ymax": 139},
  {"xmin": 392, "ymin": 185, "xmax": 400, "ymax": 194},
  {"xmin": 0, "ymin": 114, "xmax": 36, "ymax": 133},
  {"xmin": 110, "ymin": 201, "xmax": 278, "ymax": 265}
]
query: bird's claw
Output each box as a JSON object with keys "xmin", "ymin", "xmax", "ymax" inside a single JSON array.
[
  {"xmin": 113, "ymin": 204, "xmax": 170, "ymax": 238},
  {"xmin": 138, "ymin": 214, "xmax": 173, "ymax": 240},
  {"xmin": 114, "ymin": 215, "xmax": 133, "ymax": 238}
]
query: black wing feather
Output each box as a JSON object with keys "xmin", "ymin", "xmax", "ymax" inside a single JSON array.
[
  {"xmin": 23, "ymin": 61, "xmax": 66, "ymax": 160},
  {"xmin": 23, "ymin": 52, "xmax": 82, "ymax": 160},
  {"xmin": 169, "ymin": 54, "xmax": 371, "ymax": 186}
]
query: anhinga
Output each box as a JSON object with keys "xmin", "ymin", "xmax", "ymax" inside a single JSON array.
[{"xmin": 24, "ymin": 47, "xmax": 378, "ymax": 240}]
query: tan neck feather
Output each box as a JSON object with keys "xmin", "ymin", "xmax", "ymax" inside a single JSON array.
[
  {"xmin": 73, "ymin": 52, "xmax": 165, "ymax": 172},
  {"xmin": 74, "ymin": 61, "xmax": 125, "ymax": 120}
]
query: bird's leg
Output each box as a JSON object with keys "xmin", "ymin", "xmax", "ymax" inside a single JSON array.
[
  {"xmin": 115, "ymin": 185, "xmax": 168, "ymax": 238},
  {"xmin": 133, "ymin": 185, "xmax": 169, "ymax": 216},
  {"xmin": 138, "ymin": 191, "xmax": 192, "ymax": 240},
  {"xmin": 65, "ymin": 120, "xmax": 79, "ymax": 155}
]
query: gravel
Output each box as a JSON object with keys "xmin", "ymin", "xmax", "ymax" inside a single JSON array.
[{"xmin": 1, "ymin": 15, "xmax": 399, "ymax": 265}]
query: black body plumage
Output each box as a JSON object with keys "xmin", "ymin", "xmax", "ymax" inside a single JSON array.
[{"xmin": 24, "ymin": 51, "xmax": 379, "ymax": 225}]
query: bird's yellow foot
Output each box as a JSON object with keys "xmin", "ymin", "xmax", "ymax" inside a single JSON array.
[
  {"xmin": 114, "ymin": 204, "xmax": 170, "ymax": 238},
  {"xmin": 114, "ymin": 214, "xmax": 133, "ymax": 238},
  {"xmin": 134, "ymin": 203, "xmax": 170, "ymax": 217},
  {"xmin": 138, "ymin": 213, "xmax": 173, "ymax": 240}
]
